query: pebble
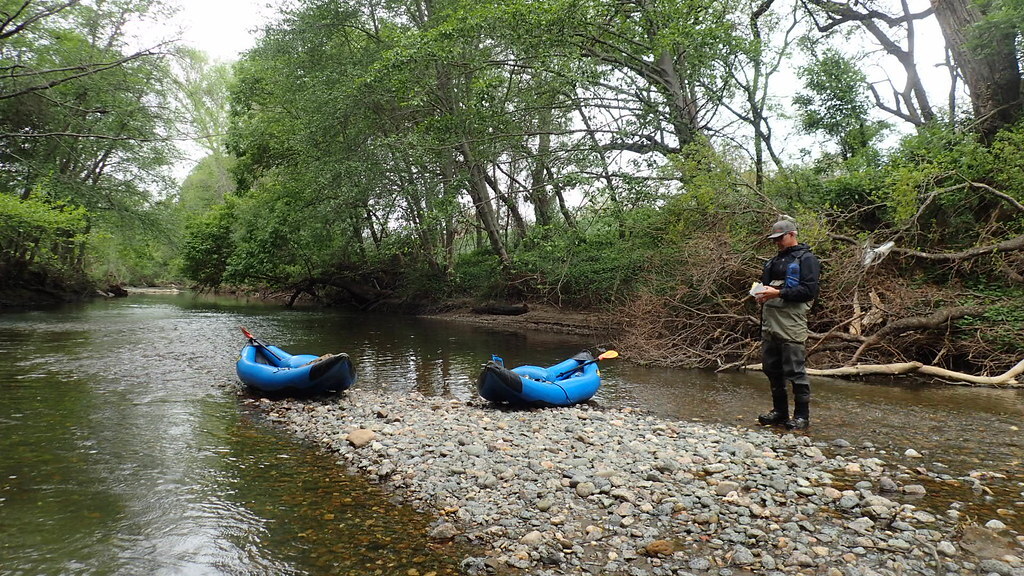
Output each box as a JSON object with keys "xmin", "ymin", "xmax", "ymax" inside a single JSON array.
[{"xmin": 250, "ymin": 390, "xmax": 1024, "ymax": 574}]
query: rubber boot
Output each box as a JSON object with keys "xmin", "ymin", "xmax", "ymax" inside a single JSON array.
[
  {"xmin": 758, "ymin": 389, "xmax": 789, "ymax": 425},
  {"xmin": 787, "ymin": 397, "xmax": 810, "ymax": 430},
  {"xmin": 758, "ymin": 409, "xmax": 788, "ymax": 426}
]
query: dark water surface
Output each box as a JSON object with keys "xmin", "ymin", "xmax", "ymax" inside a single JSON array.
[{"xmin": 1, "ymin": 291, "xmax": 1021, "ymax": 574}]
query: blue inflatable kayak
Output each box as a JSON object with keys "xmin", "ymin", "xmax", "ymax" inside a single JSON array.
[
  {"xmin": 477, "ymin": 350, "xmax": 617, "ymax": 407},
  {"xmin": 236, "ymin": 328, "xmax": 355, "ymax": 394}
]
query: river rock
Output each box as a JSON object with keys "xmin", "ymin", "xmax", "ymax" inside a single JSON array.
[
  {"xmin": 249, "ymin": 389, "xmax": 1024, "ymax": 575},
  {"xmin": 879, "ymin": 476, "xmax": 899, "ymax": 492},
  {"xmin": 643, "ymin": 539, "xmax": 674, "ymax": 556},
  {"xmin": 346, "ymin": 428, "xmax": 376, "ymax": 447},
  {"xmin": 902, "ymin": 484, "xmax": 927, "ymax": 495}
]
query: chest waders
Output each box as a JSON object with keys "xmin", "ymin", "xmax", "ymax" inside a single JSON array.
[{"xmin": 761, "ymin": 332, "xmax": 810, "ymax": 420}]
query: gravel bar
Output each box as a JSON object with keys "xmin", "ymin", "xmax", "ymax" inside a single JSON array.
[{"xmin": 246, "ymin": 389, "xmax": 1024, "ymax": 575}]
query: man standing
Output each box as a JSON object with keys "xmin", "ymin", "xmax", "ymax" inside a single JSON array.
[{"xmin": 754, "ymin": 220, "xmax": 820, "ymax": 430}]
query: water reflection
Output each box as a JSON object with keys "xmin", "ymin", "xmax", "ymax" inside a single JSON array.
[{"xmin": 0, "ymin": 296, "xmax": 474, "ymax": 575}]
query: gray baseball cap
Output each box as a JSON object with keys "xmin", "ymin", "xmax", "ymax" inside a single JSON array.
[{"xmin": 765, "ymin": 220, "xmax": 797, "ymax": 239}]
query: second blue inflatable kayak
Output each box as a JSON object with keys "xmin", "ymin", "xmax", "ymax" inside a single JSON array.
[{"xmin": 477, "ymin": 350, "xmax": 616, "ymax": 407}]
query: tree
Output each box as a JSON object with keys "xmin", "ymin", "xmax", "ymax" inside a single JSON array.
[
  {"xmin": 178, "ymin": 154, "xmax": 235, "ymax": 214},
  {"xmin": 793, "ymin": 48, "xmax": 888, "ymax": 159},
  {"xmin": 174, "ymin": 51, "xmax": 236, "ymax": 212},
  {"xmin": 0, "ymin": 0, "xmax": 177, "ymax": 207},
  {"xmin": 179, "ymin": 202, "xmax": 234, "ymax": 288},
  {"xmin": 932, "ymin": 0, "xmax": 1022, "ymax": 140},
  {"xmin": 801, "ymin": 0, "xmax": 938, "ymax": 128},
  {"xmin": 801, "ymin": 0, "xmax": 1023, "ymax": 140},
  {"xmin": 173, "ymin": 49, "xmax": 232, "ymax": 156},
  {"xmin": 717, "ymin": 0, "xmax": 800, "ymax": 190},
  {"xmin": 534, "ymin": 0, "xmax": 747, "ymax": 155},
  {"xmin": 0, "ymin": 0, "xmax": 182, "ymax": 292}
]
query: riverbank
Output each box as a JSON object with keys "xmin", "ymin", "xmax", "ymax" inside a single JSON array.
[
  {"xmin": 0, "ymin": 284, "xmax": 91, "ymax": 309},
  {"xmin": 246, "ymin": 389, "xmax": 1024, "ymax": 575},
  {"xmin": 420, "ymin": 303, "xmax": 615, "ymax": 338}
]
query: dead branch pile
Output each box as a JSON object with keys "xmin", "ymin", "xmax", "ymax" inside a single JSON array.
[{"xmin": 617, "ymin": 237, "xmax": 1024, "ymax": 387}]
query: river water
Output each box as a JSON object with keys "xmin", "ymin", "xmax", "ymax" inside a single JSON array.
[{"xmin": 1, "ymin": 291, "xmax": 1021, "ymax": 574}]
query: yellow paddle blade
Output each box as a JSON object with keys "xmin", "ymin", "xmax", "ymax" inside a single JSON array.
[{"xmin": 598, "ymin": 350, "xmax": 619, "ymax": 360}]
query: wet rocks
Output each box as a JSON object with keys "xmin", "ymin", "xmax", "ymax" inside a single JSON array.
[{"xmin": 248, "ymin": 390, "xmax": 1024, "ymax": 575}]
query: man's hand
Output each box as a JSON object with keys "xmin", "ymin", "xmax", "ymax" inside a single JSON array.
[{"xmin": 755, "ymin": 286, "xmax": 781, "ymax": 304}]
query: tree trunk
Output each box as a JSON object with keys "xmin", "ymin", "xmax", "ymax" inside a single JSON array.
[
  {"xmin": 849, "ymin": 305, "xmax": 988, "ymax": 364},
  {"xmin": 653, "ymin": 49, "xmax": 697, "ymax": 148},
  {"xmin": 932, "ymin": 0, "xmax": 1021, "ymax": 140},
  {"xmin": 741, "ymin": 360, "xmax": 1024, "ymax": 386},
  {"xmin": 485, "ymin": 170, "xmax": 527, "ymax": 241},
  {"xmin": 459, "ymin": 142, "xmax": 511, "ymax": 268},
  {"xmin": 528, "ymin": 107, "xmax": 556, "ymax": 227},
  {"xmin": 550, "ymin": 165, "xmax": 577, "ymax": 230}
]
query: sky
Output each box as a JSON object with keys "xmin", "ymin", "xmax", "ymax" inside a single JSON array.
[{"xmin": 169, "ymin": 0, "xmax": 276, "ymax": 62}]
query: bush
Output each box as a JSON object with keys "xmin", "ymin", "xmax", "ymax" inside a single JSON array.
[
  {"xmin": 0, "ymin": 193, "xmax": 89, "ymax": 289},
  {"xmin": 510, "ymin": 225, "xmax": 649, "ymax": 307},
  {"xmin": 179, "ymin": 204, "xmax": 235, "ymax": 288},
  {"xmin": 450, "ymin": 248, "xmax": 505, "ymax": 300}
]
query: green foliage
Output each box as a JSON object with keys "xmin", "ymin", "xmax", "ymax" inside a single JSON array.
[
  {"xmin": 987, "ymin": 123, "xmax": 1024, "ymax": 204},
  {"xmin": 179, "ymin": 203, "xmax": 236, "ymax": 288},
  {"xmin": 221, "ymin": 0, "xmax": 762, "ymax": 295},
  {"xmin": 148, "ymin": 0, "xmax": 1024, "ymax": 374},
  {"xmin": 968, "ymin": 0, "xmax": 1024, "ymax": 58},
  {"xmin": 957, "ymin": 280, "xmax": 1024, "ymax": 353},
  {"xmin": 664, "ymin": 137, "xmax": 741, "ymax": 210},
  {"xmin": 173, "ymin": 49, "xmax": 235, "ymax": 158},
  {"xmin": 179, "ymin": 155, "xmax": 236, "ymax": 215},
  {"xmin": 450, "ymin": 249, "xmax": 506, "ymax": 299},
  {"xmin": 87, "ymin": 202, "xmax": 183, "ymax": 286},
  {"xmin": 443, "ymin": 216, "xmax": 655, "ymax": 307},
  {"xmin": 0, "ymin": 0, "xmax": 184, "ymax": 295},
  {"xmin": 0, "ymin": 1, "xmax": 177, "ymax": 207},
  {"xmin": 879, "ymin": 122, "xmax": 1024, "ymax": 245},
  {"xmin": 0, "ymin": 193, "xmax": 87, "ymax": 237},
  {"xmin": 506, "ymin": 220, "xmax": 651, "ymax": 307},
  {"xmin": 793, "ymin": 49, "xmax": 888, "ymax": 159},
  {"xmin": 0, "ymin": 192, "xmax": 89, "ymax": 288}
]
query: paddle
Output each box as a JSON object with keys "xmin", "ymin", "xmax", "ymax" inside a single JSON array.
[
  {"xmin": 555, "ymin": 350, "xmax": 618, "ymax": 379},
  {"xmin": 239, "ymin": 326, "xmax": 282, "ymax": 361}
]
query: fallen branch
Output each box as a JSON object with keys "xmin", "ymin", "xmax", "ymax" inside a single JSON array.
[
  {"xmin": 740, "ymin": 358, "xmax": 1024, "ymax": 387},
  {"xmin": 471, "ymin": 302, "xmax": 530, "ymax": 316},
  {"xmin": 829, "ymin": 233, "xmax": 1024, "ymax": 262},
  {"xmin": 806, "ymin": 311, "xmax": 868, "ymax": 355},
  {"xmin": 967, "ymin": 180, "xmax": 1024, "ymax": 213},
  {"xmin": 849, "ymin": 305, "xmax": 988, "ymax": 364}
]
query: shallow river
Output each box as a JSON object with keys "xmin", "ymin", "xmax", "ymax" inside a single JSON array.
[{"xmin": 1, "ymin": 291, "xmax": 1021, "ymax": 574}]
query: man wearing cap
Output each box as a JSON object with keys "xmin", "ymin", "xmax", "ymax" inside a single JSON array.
[{"xmin": 753, "ymin": 219, "xmax": 820, "ymax": 430}]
